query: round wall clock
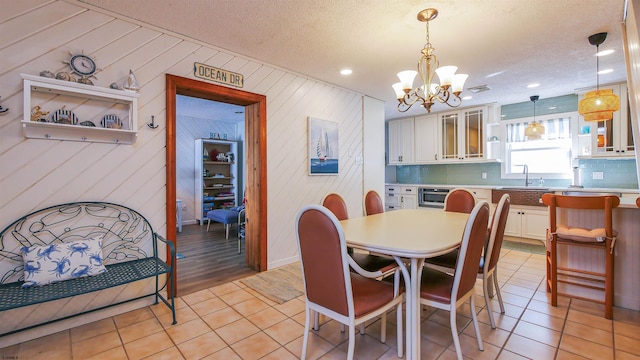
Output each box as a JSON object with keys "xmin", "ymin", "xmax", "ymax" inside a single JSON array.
[{"xmin": 64, "ymin": 52, "xmax": 98, "ymax": 78}]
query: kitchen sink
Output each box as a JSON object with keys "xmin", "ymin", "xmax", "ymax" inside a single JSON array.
[{"xmin": 562, "ymin": 191, "xmax": 622, "ymax": 197}]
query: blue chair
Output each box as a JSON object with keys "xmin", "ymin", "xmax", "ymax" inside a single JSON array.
[{"xmin": 206, "ymin": 205, "xmax": 245, "ymax": 242}]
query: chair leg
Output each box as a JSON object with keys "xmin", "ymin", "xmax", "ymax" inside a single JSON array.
[
  {"xmin": 470, "ymin": 296, "xmax": 484, "ymax": 351},
  {"xmin": 483, "ymin": 272, "xmax": 496, "ymax": 329},
  {"xmin": 551, "ymin": 239, "xmax": 558, "ymax": 307},
  {"xmin": 206, "ymin": 219, "xmax": 211, "ymax": 232},
  {"xmin": 493, "ymin": 269, "xmax": 505, "ymax": 314},
  {"xmin": 313, "ymin": 311, "xmax": 319, "ymax": 331},
  {"xmin": 360, "ymin": 323, "xmax": 365, "ymax": 336},
  {"xmin": 302, "ymin": 308, "xmax": 311, "ymax": 360},
  {"xmin": 396, "ymin": 300, "xmax": 403, "ymax": 358},
  {"xmin": 450, "ymin": 306, "xmax": 463, "ymax": 360},
  {"xmin": 605, "ymin": 239, "xmax": 614, "ymax": 319},
  {"xmin": 380, "ymin": 312, "xmax": 387, "ymax": 342},
  {"xmin": 225, "ymin": 224, "xmax": 230, "ymax": 239},
  {"xmin": 347, "ymin": 325, "xmax": 356, "ymax": 360}
]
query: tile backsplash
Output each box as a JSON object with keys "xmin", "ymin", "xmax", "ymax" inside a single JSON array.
[{"xmin": 391, "ymin": 158, "xmax": 638, "ymax": 189}]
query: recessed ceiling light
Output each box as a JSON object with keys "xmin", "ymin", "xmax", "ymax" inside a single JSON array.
[
  {"xmin": 340, "ymin": 69, "xmax": 352, "ymax": 75},
  {"xmin": 597, "ymin": 49, "xmax": 614, "ymax": 56},
  {"xmin": 527, "ymin": 83, "xmax": 540, "ymax": 88},
  {"xmin": 598, "ymin": 68, "xmax": 614, "ymax": 74},
  {"xmin": 462, "ymin": 96, "xmax": 473, "ymax": 100}
]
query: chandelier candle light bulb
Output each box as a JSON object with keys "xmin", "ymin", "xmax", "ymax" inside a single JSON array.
[{"xmin": 393, "ymin": 8, "xmax": 468, "ymax": 113}]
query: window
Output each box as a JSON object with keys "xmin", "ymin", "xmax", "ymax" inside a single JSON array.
[{"xmin": 501, "ymin": 111, "xmax": 578, "ymax": 180}]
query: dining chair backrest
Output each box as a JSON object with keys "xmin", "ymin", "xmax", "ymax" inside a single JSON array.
[
  {"xmin": 541, "ymin": 194, "xmax": 619, "ymax": 236},
  {"xmin": 296, "ymin": 205, "xmax": 351, "ymax": 316},
  {"xmin": 364, "ymin": 190, "xmax": 384, "ymax": 216},
  {"xmin": 485, "ymin": 194, "xmax": 511, "ymax": 273},
  {"xmin": 444, "ymin": 188, "xmax": 477, "ymax": 214},
  {"xmin": 453, "ymin": 201, "xmax": 490, "ymax": 301},
  {"xmin": 322, "ymin": 193, "xmax": 349, "ymax": 221}
]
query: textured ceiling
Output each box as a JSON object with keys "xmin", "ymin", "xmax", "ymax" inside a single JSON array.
[{"xmin": 79, "ymin": 0, "xmax": 628, "ymax": 120}]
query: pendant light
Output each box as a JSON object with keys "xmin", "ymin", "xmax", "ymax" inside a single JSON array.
[
  {"xmin": 524, "ymin": 95, "xmax": 544, "ymax": 140},
  {"xmin": 578, "ymin": 32, "xmax": 620, "ymax": 121}
]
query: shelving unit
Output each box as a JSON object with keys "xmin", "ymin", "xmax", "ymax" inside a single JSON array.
[
  {"xmin": 21, "ymin": 73, "xmax": 139, "ymax": 144},
  {"xmin": 195, "ymin": 139, "xmax": 239, "ymax": 225}
]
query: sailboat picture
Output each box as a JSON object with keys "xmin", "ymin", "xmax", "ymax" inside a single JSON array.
[{"xmin": 308, "ymin": 117, "xmax": 339, "ymax": 175}]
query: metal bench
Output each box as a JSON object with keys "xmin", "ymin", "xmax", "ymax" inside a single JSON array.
[{"xmin": 0, "ymin": 202, "xmax": 176, "ymax": 336}]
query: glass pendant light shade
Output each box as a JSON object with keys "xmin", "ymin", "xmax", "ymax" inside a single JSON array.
[
  {"xmin": 578, "ymin": 89, "xmax": 620, "ymax": 121},
  {"xmin": 392, "ymin": 83, "xmax": 405, "ymax": 100},
  {"xmin": 435, "ymin": 66, "xmax": 457, "ymax": 87},
  {"xmin": 397, "ymin": 70, "xmax": 418, "ymax": 91},
  {"xmin": 451, "ymin": 74, "xmax": 468, "ymax": 93}
]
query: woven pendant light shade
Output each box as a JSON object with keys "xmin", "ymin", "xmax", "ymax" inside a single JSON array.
[
  {"xmin": 524, "ymin": 122, "xmax": 544, "ymax": 140},
  {"xmin": 578, "ymin": 89, "xmax": 620, "ymax": 121}
]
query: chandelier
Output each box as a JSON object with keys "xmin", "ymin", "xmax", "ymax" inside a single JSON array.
[
  {"xmin": 524, "ymin": 95, "xmax": 545, "ymax": 140},
  {"xmin": 578, "ymin": 32, "xmax": 620, "ymax": 121},
  {"xmin": 392, "ymin": 8, "xmax": 468, "ymax": 113}
]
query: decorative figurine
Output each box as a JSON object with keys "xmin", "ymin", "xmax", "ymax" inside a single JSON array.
[
  {"xmin": 31, "ymin": 106, "xmax": 49, "ymax": 122},
  {"xmin": 123, "ymin": 70, "xmax": 140, "ymax": 92},
  {"xmin": 56, "ymin": 72, "xmax": 76, "ymax": 82},
  {"xmin": 39, "ymin": 70, "xmax": 55, "ymax": 78}
]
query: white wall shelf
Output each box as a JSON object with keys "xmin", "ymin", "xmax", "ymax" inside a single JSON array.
[{"xmin": 21, "ymin": 73, "xmax": 139, "ymax": 144}]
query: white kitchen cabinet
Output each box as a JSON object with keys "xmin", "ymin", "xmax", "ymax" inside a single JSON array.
[
  {"xmin": 504, "ymin": 205, "xmax": 548, "ymax": 241},
  {"xmin": 21, "ymin": 73, "xmax": 139, "ymax": 144},
  {"xmin": 388, "ymin": 118, "xmax": 414, "ymax": 164},
  {"xmin": 385, "ymin": 185, "xmax": 417, "ymax": 210},
  {"xmin": 582, "ymin": 83, "xmax": 634, "ymax": 158},
  {"xmin": 414, "ymin": 114, "xmax": 439, "ymax": 163},
  {"xmin": 439, "ymin": 105, "xmax": 491, "ymax": 162}
]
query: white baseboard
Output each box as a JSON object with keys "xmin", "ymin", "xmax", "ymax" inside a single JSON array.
[{"xmin": 267, "ymin": 255, "xmax": 299, "ymax": 270}]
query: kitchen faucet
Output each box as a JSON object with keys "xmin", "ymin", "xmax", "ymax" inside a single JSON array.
[{"xmin": 517, "ymin": 164, "xmax": 532, "ymax": 187}]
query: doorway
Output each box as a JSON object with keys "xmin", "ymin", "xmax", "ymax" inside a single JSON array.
[{"xmin": 165, "ymin": 74, "xmax": 267, "ymax": 296}]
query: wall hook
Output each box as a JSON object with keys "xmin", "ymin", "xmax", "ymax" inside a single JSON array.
[
  {"xmin": 0, "ymin": 96, "xmax": 8, "ymax": 115},
  {"xmin": 147, "ymin": 115, "xmax": 159, "ymax": 129}
]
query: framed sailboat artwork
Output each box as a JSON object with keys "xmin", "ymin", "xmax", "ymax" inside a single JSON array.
[{"xmin": 308, "ymin": 117, "xmax": 339, "ymax": 175}]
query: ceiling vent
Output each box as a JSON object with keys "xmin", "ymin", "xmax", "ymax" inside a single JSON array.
[{"xmin": 467, "ymin": 85, "xmax": 492, "ymax": 93}]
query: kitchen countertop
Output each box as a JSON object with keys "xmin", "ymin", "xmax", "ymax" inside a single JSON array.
[{"xmin": 385, "ymin": 183, "xmax": 640, "ymax": 208}]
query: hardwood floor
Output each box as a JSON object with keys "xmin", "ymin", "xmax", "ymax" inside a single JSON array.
[{"xmin": 175, "ymin": 223, "xmax": 257, "ymax": 296}]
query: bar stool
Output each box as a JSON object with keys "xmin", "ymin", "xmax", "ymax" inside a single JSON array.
[{"xmin": 541, "ymin": 194, "xmax": 619, "ymax": 319}]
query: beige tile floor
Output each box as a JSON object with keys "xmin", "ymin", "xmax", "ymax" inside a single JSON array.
[{"xmin": 1, "ymin": 248, "xmax": 639, "ymax": 359}]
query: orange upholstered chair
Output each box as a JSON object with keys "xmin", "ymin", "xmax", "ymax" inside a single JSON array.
[
  {"xmin": 419, "ymin": 201, "xmax": 490, "ymax": 360},
  {"xmin": 296, "ymin": 205, "xmax": 404, "ymax": 359},
  {"xmin": 322, "ymin": 193, "xmax": 397, "ymax": 273},
  {"xmin": 444, "ymin": 188, "xmax": 477, "ymax": 213},
  {"xmin": 364, "ymin": 190, "xmax": 385, "ymax": 216},
  {"xmin": 425, "ymin": 193, "xmax": 511, "ymax": 328},
  {"xmin": 541, "ymin": 193, "xmax": 619, "ymax": 319}
]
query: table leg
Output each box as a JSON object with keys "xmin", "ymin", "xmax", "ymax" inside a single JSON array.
[
  {"xmin": 393, "ymin": 256, "xmax": 412, "ymax": 359},
  {"xmin": 410, "ymin": 258, "xmax": 425, "ymax": 359}
]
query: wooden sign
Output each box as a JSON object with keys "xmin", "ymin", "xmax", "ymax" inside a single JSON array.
[{"xmin": 193, "ymin": 62, "xmax": 244, "ymax": 88}]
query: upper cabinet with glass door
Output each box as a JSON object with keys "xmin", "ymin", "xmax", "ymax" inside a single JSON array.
[
  {"xmin": 440, "ymin": 105, "xmax": 497, "ymax": 162},
  {"xmin": 581, "ymin": 83, "xmax": 634, "ymax": 158}
]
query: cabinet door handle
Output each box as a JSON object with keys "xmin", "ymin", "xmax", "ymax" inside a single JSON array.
[{"xmin": 435, "ymin": 154, "xmax": 438, "ymax": 160}]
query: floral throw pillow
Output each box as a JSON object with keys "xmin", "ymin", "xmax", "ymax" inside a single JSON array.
[{"xmin": 21, "ymin": 236, "xmax": 107, "ymax": 288}]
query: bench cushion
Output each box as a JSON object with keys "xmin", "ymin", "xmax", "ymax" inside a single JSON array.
[
  {"xmin": 0, "ymin": 257, "xmax": 170, "ymax": 312},
  {"xmin": 206, "ymin": 209, "xmax": 241, "ymax": 225}
]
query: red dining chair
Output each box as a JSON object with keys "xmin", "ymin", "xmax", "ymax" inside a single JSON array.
[
  {"xmin": 420, "ymin": 200, "xmax": 490, "ymax": 360},
  {"xmin": 425, "ymin": 193, "xmax": 510, "ymax": 328},
  {"xmin": 364, "ymin": 190, "xmax": 385, "ymax": 215},
  {"xmin": 296, "ymin": 205, "xmax": 404, "ymax": 359},
  {"xmin": 444, "ymin": 188, "xmax": 477, "ymax": 214}
]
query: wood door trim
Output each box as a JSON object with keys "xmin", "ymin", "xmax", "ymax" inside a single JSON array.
[{"xmin": 165, "ymin": 74, "xmax": 267, "ymax": 295}]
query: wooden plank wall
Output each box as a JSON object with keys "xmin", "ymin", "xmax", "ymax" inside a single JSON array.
[{"xmin": 0, "ymin": 0, "xmax": 368, "ymax": 342}]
